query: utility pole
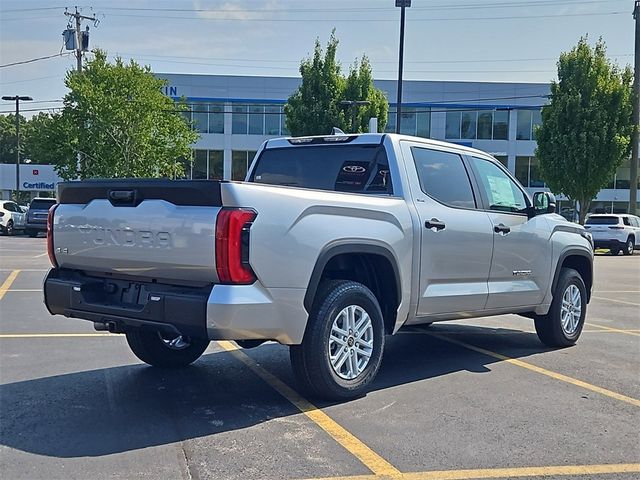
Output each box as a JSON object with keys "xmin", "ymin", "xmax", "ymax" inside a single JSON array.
[
  {"xmin": 64, "ymin": 7, "xmax": 95, "ymax": 72},
  {"xmin": 630, "ymin": 0, "xmax": 640, "ymax": 215},
  {"xmin": 1, "ymin": 95, "xmax": 33, "ymax": 198},
  {"xmin": 395, "ymin": 0, "xmax": 411, "ymax": 134}
]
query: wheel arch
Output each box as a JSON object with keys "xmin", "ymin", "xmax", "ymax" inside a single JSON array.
[
  {"xmin": 552, "ymin": 249, "xmax": 593, "ymax": 303},
  {"xmin": 304, "ymin": 243, "xmax": 401, "ymax": 335}
]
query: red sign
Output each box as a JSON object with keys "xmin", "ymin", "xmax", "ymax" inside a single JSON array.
[{"xmin": 33, "ymin": 169, "xmax": 39, "ymax": 175}]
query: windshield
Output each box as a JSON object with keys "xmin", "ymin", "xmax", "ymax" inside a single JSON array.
[{"xmin": 250, "ymin": 145, "xmax": 393, "ymax": 195}]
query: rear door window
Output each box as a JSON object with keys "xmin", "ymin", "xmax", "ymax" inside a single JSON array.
[
  {"xmin": 585, "ymin": 216, "xmax": 619, "ymax": 225},
  {"xmin": 410, "ymin": 147, "xmax": 476, "ymax": 209},
  {"xmin": 623, "ymin": 217, "xmax": 631, "ymax": 226},
  {"xmin": 250, "ymin": 145, "xmax": 393, "ymax": 194}
]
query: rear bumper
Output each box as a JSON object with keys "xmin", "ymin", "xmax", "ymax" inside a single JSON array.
[
  {"xmin": 44, "ymin": 269, "xmax": 309, "ymax": 345},
  {"xmin": 44, "ymin": 268, "xmax": 210, "ymax": 339},
  {"xmin": 593, "ymin": 239, "xmax": 627, "ymax": 249},
  {"xmin": 25, "ymin": 221, "xmax": 47, "ymax": 231}
]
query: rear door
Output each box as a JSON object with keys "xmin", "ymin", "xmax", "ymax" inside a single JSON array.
[
  {"xmin": 467, "ymin": 156, "xmax": 551, "ymax": 309},
  {"xmin": 401, "ymin": 142, "xmax": 494, "ymax": 316}
]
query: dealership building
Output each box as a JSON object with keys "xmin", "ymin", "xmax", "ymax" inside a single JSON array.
[
  {"xmin": 2, "ymin": 74, "xmax": 637, "ymax": 214},
  {"xmin": 156, "ymin": 73, "xmax": 638, "ymax": 215}
]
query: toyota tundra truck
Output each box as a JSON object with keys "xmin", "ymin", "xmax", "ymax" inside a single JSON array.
[{"xmin": 44, "ymin": 133, "xmax": 594, "ymax": 400}]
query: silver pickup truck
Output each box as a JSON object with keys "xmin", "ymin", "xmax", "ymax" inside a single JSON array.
[{"xmin": 44, "ymin": 133, "xmax": 594, "ymax": 400}]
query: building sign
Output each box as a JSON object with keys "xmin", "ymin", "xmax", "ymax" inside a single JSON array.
[
  {"xmin": 0, "ymin": 164, "xmax": 61, "ymax": 192},
  {"xmin": 161, "ymin": 85, "xmax": 178, "ymax": 97}
]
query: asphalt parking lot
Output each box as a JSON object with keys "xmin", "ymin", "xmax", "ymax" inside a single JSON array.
[{"xmin": 0, "ymin": 235, "xmax": 638, "ymax": 480}]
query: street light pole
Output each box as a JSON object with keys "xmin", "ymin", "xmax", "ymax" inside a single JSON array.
[
  {"xmin": 2, "ymin": 95, "xmax": 33, "ymax": 197},
  {"xmin": 630, "ymin": 0, "xmax": 640, "ymax": 215},
  {"xmin": 395, "ymin": 0, "xmax": 411, "ymax": 134}
]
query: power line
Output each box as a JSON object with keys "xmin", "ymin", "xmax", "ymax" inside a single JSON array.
[
  {"xmin": 0, "ymin": 6, "xmax": 66, "ymax": 13},
  {"xmin": 0, "ymin": 52, "xmax": 72, "ymax": 68}
]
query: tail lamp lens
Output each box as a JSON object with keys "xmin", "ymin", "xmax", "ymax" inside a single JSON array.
[
  {"xmin": 47, "ymin": 204, "xmax": 59, "ymax": 268},
  {"xmin": 215, "ymin": 208, "xmax": 257, "ymax": 284}
]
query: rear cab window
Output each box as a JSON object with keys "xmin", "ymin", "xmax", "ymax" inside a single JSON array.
[
  {"xmin": 585, "ymin": 216, "xmax": 620, "ymax": 225},
  {"xmin": 249, "ymin": 144, "xmax": 393, "ymax": 195}
]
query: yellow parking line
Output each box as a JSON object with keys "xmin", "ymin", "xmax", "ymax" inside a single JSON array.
[
  {"xmin": 0, "ymin": 270, "xmax": 20, "ymax": 300},
  {"xmin": 302, "ymin": 463, "xmax": 640, "ymax": 480},
  {"xmin": 0, "ymin": 333, "xmax": 116, "ymax": 338},
  {"xmin": 586, "ymin": 322, "xmax": 640, "ymax": 337},
  {"xmin": 428, "ymin": 333, "xmax": 640, "ymax": 408},
  {"xmin": 217, "ymin": 341, "xmax": 401, "ymax": 477},
  {"xmin": 4, "ymin": 289, "xmax": 41, "ymax": 292},
  {"xmin": 592, "ymin": 296, "xmax": 640, "ymax": 307}
]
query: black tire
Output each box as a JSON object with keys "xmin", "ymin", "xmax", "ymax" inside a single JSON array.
[
  {"xmin": 27, "ymin": 229, "xmax": 37, "ymax": 238},
  {"xmin": 125, "ymin": 330, "xmax": 209, "ymax": 368},
  {"xmin": 623, "ymin": 237, "xmax": 634, "ymax": 256},
  {"xmin": 290, "ymin": 280, "xmax": 385, "ymax": 401},
  {"xmin": 534, "ymin": 268, "xmax": 587, "ymax": 348},
  {"xmin": 5, "ymin": 220, "xmax": 13, "ymax": 236},
  {"xmin": 610, "ymin": 247, "xmax": 620, "ymax": 256}
]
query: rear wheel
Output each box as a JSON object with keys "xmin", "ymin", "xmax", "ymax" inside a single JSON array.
[
  {"xmin": 534, "ymin": 268, "xmax": 587, "ymax": 347},
  {"xmin": 5, "ymin": 220, "xmax": 13, "ymax": 236},
  {"xmin": 610, "ymin": 247, "xmax": 620, "ymax": 256},
  {"xmin": 126, "ymin": 330, "xmax": 209, "ymax": 368},
  {"xmin": 290, "ymin": 280, "xmax": 385, "ymax": 401},
  {"xmin": 623, "ymin": 237, "xmax": 634, "ymax": 256}
]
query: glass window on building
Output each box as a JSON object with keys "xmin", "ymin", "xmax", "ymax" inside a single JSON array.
[
  {"xmin": 232, "ymin": 105, "xmax": 248, "ymax": 134},
  {"xmin": 192, "ymin": 102, "xmax": 208, "ymax": 134},
  {"xmin": 477, "ymin": 111, "xmax": 493, "ymax": 140},
  {"xmin": 385, "ymin": 110, "xmax": 397, "ymax": 133},
  {"xmin": 209, "ymin": 104, "xmax": 224, "ymax": 134},
  {"xmin": 493, "ymin": 110, "xmax": 509, "ymax": 140},
  {"xmin": 494, "ymin": 155, "xmax": 508, "ymax": 168},
  {"xmin": 516, "ymin": 110, "xmax": 533, "ymax": 140},
  {"xmin": 461, "ymin": 111, "xmax": 477, "ymax": 139},
  {"xmin": 232, "ymin": 150, "xmax": 257, "ymax": 181},
  {"xmin": 445, "ymin": 110, "xmax": 462, "ymax": 139},
  {"xmin": 615, "ymin": 161, "xmax": 630, "ymax": 189},
  {"xmin": 281, "ymin": 106, "xmax": 290, "ymax": 135},
  {"xmin": 416, "ymin": 110, "xmax": 430, "ymax": 138},
  {"xmin": 400, "ymin": 108, "xmax": 416, "ymax": 135},
  {"xmin": 208, "ymin": 150, "xmax": 223, "ymax": 179},
  {"xmin": 265, "ymin": 105, "xmax": 280, "ymax": 135},
  {"xmin": 531, "ymin": 109, "xmax": 542, "ymax": 140},
  {"xmin": 174, "ymin": 156, "xmax": 191, "ymax": 179},
  {"xmin": 515, "ymin": 156, "xmax": 529, "ymax": 186},
  {"xmin": 249, "ymin": 105, "xmax": 264, "ymax": 135},
  {"xmin": 192, "ymin": 150, "xmax": 208, "ymax": 179},
  {"xmin": 528, "ymin": 156, "xmax": 545, "ymax": 187}
]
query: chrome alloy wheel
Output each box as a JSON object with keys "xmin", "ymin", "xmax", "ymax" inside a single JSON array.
[
  {"xmin": 158, "ymin": 333, "xmax": 190, "ymax": 350},
  {"xmin": 328, "ymin": 305, "xmax": 374, "ymax": 380},
  {"xmin": 560, "ymin": 284, "xmax": 582, "ymax": 336}
]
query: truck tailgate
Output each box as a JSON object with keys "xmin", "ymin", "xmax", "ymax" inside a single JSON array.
[{"xmin": 52, "ymin": 179, "xmax": 222, "ymax": 284}]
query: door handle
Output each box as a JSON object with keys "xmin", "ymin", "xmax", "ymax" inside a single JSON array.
[
  {"xmin": 494, "ymin": 223, "xmax": 511, "ymax": 234},
  {"xmin": 425, "ymin": 218, "xmax": 446, "ymax": 231}
]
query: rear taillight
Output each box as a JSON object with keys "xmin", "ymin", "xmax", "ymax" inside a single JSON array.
[
  {"xmin": 608, "ymin": 226, "xmax": 624, "ymax": 229},
  {"xmin": 215, "ymin": 208, "xmax": 257, "ymax": 284},
  {"xmin": 47, "ymin": 204, "xmax": 59, "ymax": 268}
]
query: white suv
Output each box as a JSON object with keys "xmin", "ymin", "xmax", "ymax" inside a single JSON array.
[
  {"xmin": 0, "ymin": 201, "xmax": 26, "ymax": 236},
  {"xmin": 585, "ymin": 214, "xmax": 640, "ymax": 256}
]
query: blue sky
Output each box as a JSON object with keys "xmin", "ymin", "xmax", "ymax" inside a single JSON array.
[{"xmin": 0, "ymin": 0, "xmax": 634, "ymax": 116}]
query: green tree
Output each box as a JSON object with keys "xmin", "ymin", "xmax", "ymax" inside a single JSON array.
[
  {"xmin": 0, "ymin": 114, "xmax": 27, "ymax": 164},
  {"xmin": 43, "ymin": 50, "xmax": 198, "ymax": 180},
  {"xmin": 535, "ymin": 38, "xmax": 633, "ymax": 224},
  {"xmin": 23, "ymin": 112, "xmax": 64, "ymax": 165},
  {"xmin": 285, "ymin": 32, "xmax": 387, "ymax": 136}
]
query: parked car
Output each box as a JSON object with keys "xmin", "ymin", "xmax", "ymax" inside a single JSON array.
[
  {"xmin": 43, "ymin": 133, "xmax": 594, "ymax": 400},
  {"xmin": 0, "ymin": 201, "xmax": 26, "ymax": 235},
  {"xmin": 25, "ymin": 197, "xmax": 57, "ymax": 237},
  {"xmin": 585, "ymin": 214, "xmax": 640, "ymax": 256}
]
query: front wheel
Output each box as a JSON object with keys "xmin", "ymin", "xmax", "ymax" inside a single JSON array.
[
  {"xmin": 5, "ymin": 220, "xmax": 14, "ymax": 236},
  {"xmin": 623, "ymin": 237, "xmax": 634, "ymax": 256},
  {"xmin": 290, "ymin": 280, "xmax": 385, "ymax": 401},
  {"xmin": 534, "ymin": 268, "xmax": 587, "ymax": 347},
  {"xmin": 126, "ymin": 330, "xmax": 209, "ymax": 368}
]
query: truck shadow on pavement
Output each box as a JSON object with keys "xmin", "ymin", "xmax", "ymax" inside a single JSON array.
[{"xmin": 0, "ymin": 324, "xmax": 552, "ymax": 458}]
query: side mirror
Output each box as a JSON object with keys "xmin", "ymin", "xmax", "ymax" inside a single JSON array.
[{"xmin": 533, "ymin": 191, "xmax": 556, "ymax": 215}]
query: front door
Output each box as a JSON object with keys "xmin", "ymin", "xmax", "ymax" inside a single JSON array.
[
  {"xmin": 467, "ymin": 156, "xmax": 552, "ymax": 309},
  {"xmin": 402, "ymin": 143, "xmax": 494, "ymax": 316}
]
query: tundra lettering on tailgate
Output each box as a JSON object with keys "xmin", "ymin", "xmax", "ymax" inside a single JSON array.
[{"xmin": 78, "ymin": 226, "xmax": 171, "ymax": 248}]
